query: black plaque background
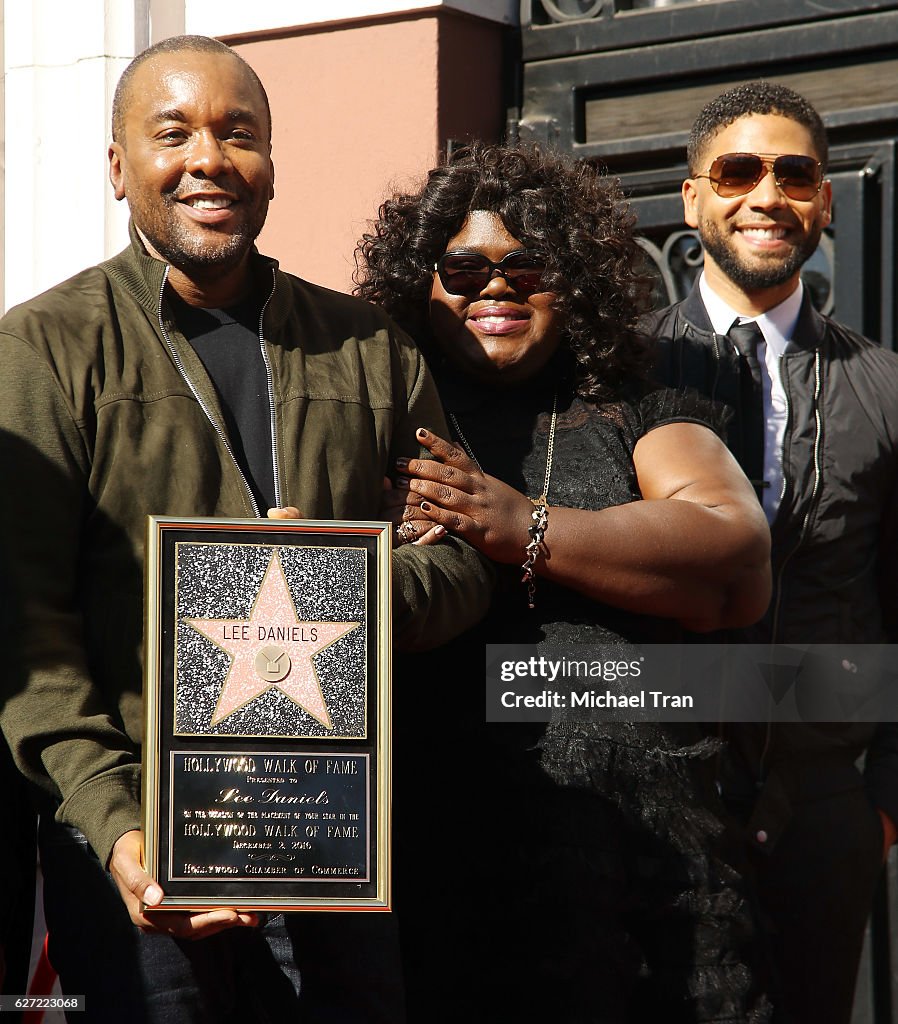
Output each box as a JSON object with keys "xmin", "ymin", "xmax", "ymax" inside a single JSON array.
[
  {"xmin": 146, "ymin": 521, "xmax": 387, "ymax": 907},
  {"xmin": 170, "ymin": 751, "xmax": 370, "ymax": 884}
]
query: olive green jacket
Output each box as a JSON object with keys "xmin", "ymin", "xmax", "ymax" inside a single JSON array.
[{"xmin": 0, "ymin": 231, "xmax": 492, "ymax": 866}]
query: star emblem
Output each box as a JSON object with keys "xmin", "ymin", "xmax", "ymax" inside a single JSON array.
[{"xmin": 183, "ymin": 550, "xmax": 360, "ymax": 728}]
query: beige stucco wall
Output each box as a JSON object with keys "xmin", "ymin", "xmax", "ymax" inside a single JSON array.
[
  {"xmin": 232, "ymin": 10, "xmax": 506, "ymax": 293},
  {"xmin": 2, "ymin": 3, "xmax": 508, "ymax": 309}
]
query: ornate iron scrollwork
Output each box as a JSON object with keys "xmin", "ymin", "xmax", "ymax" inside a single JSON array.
[
  {"xmin": 536, "ymin": 0, "xmax": 735, "ymax": 23},
  {"xmin": 537, "ymin": 0, "xmax": 605, "ymax": 23},
  {"xmin": 636, "ymin": 230, "xmax": 704, "ymax": 308}
]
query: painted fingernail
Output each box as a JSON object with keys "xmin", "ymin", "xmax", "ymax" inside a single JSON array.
[
  {"xmin": 421, "ymin": 501, "xmax": 432, "ymax": 512},
  {"xmin": 434, "ymin": 525, "xmax": 446, "ymax": 536},
  {"xmin": 396, "ymin": 477, "xmax": 410, "ymax": 489},
  {"xmin": 417, "ymin": 428, "xmax": 429, "ymax": 440},
  {"xmin": 395, "ymin": 458, "xmax": 409, "ymax": 469}
]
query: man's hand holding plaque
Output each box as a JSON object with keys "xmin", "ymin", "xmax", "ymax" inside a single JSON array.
[{"xmin": 111, "ymin": 830, "xmax": 259, "ymax": 937}]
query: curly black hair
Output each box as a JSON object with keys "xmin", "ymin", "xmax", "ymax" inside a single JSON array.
[
  {"xmin": 687, "ymin": 81, "xmax": 828, "ymax": 175},
  {"xmin": 354, "ymin": 143, "xmax": 651, "ymax": 402}
]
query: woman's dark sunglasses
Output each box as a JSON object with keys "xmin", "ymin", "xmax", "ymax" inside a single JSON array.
[
  {"xmin": 433, "ymin": 249, "xmax": 547, "ymax": 297},
  {"xmin": 695, "ymin": 152, "xmax": 824, "ymax": 201}
]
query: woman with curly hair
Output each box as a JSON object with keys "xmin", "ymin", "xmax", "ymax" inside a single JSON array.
[{"xmin": 356, "ymin": 144, "xmax": 771, "ymax": 1023}]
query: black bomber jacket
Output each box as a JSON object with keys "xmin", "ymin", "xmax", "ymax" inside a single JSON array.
[{"xmin": 645, "ymin": 282, "xmax": 898, "ymax": 843}]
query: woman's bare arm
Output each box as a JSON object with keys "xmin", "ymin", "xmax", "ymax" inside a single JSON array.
[{"xmin": 398, "ymin": 423, "xmax": 771, "ymax": 632}]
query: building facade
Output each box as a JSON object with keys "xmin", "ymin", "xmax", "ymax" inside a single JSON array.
[{"xmin": 2, "ymin": 0, "xmax": 514, "ymax": 309}]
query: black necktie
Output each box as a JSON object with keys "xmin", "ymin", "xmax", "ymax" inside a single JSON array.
[{"xmin": 727, "ymin": 320, "xmax": 766, "ymax": 502}]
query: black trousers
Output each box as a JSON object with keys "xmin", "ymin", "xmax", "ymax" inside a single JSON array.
[
  {"xmin": 741, "ymin": 784, "xmax": 883, "ymax": 1024},
  {"xmin": 0, "ymin": 737, "xmax": 36, "ymax": 1023}
]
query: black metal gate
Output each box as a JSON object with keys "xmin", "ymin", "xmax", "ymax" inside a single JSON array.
[{"xmin": 515, "ymin": 0, "xmax": 898, "ymax": 346}]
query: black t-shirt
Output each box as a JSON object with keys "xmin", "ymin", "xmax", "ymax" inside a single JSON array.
[{"xmin": 172, "ymin": 295, "xmax": 276, "ymax": 512}]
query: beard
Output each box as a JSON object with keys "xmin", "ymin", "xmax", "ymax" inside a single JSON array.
[
  {"xmin": 130, "ymin": 190, "xmax": 269, "ymax": 277},
  {"xmin": 149, "ymin": 218, "xmax": 260, "ymax": 273},
  {"xmin": 699, "ymin": 218, "xmax": 823, "ymax": 292}
]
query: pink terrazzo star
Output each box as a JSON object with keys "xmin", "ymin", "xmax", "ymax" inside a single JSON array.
[{"xmin": 183, "ymin": 550, "xmax": 360, "ymax": 728}]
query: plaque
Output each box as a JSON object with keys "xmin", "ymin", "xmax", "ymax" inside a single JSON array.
[{"xmin": 142, "ymin": 516, "xmax": 391, "ymax": 911}]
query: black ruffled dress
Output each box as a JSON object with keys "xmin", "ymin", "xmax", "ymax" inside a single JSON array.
[{"xmin": 394, "ymin": 366, "xmax": 770, "ymax": 1024}]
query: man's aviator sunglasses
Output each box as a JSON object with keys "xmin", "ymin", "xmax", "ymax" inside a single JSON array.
[
  {"xmin": 434, "ymin": 250, "xmax": 546, "ymax": 297},
  {"xmin": 695, "ymin": 152, "xmax": 824, "ymax": 201}
]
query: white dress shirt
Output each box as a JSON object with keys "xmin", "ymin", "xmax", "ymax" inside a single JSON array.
[{"xmin": 698, "ymin": 273, "xmax": 804, "ymax": 523}]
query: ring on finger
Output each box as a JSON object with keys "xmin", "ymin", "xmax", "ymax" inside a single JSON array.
[{"xmin": 395, "ymin": 521, "xmax": 416, "ymax": 545}]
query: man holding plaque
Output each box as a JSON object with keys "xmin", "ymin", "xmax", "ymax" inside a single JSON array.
[{"xmin": 0, "ymin": 34, "xmax": 491, "ymax": 1023}]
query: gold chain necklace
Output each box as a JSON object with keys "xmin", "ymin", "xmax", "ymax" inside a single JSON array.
[
  {"xmin": 448, "ymin": 392, "xmax": 558, "ymax": 494},
  {"xmin": 447, "ymin": 414, "xmax": 483, "ymax": 471}
]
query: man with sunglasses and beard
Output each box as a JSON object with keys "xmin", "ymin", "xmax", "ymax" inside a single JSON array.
[{"xmin": 649, "ymin": 81, "xmax": 898, "ymax": 1024}]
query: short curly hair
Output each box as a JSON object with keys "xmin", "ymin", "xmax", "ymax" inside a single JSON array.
[
  {"xmin": 354, "ymin": 143, "xmax": 651, "ymax": 402},
  {"xmin": 687, "ymin": 81, "xmax": 828, "ymax": 175}
]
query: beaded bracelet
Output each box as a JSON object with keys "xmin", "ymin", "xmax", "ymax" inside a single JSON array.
[{"xmin": 521, "ymin": 500, "xmax": 549, "ymax": 609}]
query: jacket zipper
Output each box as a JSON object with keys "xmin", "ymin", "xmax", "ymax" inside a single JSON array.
[
  {"xmin": 770, "ymin": 349, "xmax": 823, "ymax": 643},
  {"xmin": 257, "ymin": 268, "xmax": 281, "ymax": 509},
  {"xmin": 709, "ymin": 333, "xmax": 727, "ymax": 763},
  {"xmin": 155, "ymin": 266, "xmax": 280, "ymax": 518},
  {"xmin": 758, "ymin": 348, "xmax": 823, "ymax": 778}
]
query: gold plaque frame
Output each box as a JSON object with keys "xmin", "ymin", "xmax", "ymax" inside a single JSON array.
[{"xmin": 143, "ymin": 516, "xmax": 391, "ymax": 911}]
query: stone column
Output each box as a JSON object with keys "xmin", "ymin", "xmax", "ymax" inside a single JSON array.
[{"xmin": 2, "ymin": 0, "xmax": 186, "ymax": 309}]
